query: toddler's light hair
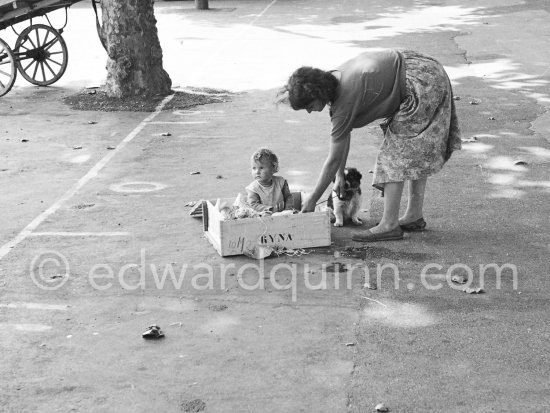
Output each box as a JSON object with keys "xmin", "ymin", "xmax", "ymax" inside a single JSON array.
[{"xmin": 251, "ymin": 148, "xmax": 279, "ymax": 173}]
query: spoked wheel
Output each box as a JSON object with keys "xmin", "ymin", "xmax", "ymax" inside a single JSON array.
[
  {"xmin": 15, "ymin": 24, "xmax": 68, "ymax": 86},
  {"xmin": 0, "ymin": 38, "xmax": 17, "ymax": 97}
]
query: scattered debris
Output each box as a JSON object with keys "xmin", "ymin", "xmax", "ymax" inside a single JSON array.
[
  {"xmin": 142, "ymin": 325, "xmax": 165, "ymax": 339},
  {"xmin": 375, "ymin": 403, "xmax": 389, "ymax": 412},
  {"xmin": 160, "ymin": 132, "xmax": 171, "ymax": 137},
  {"xmin": 514, "ymin": 159, "xmax": 528, "ymax": 166},
  {"xmin": 185, "ymin": 201, "xmax": 197, "ymax": 207},
  {"xmin": 272, "ymin": 247, "xmax": 312, "ymax": 257},
  {"xmin": 72, "ymin": 145, "xmax": 83, "ymax": 150},
  {"xmin": 469, "ymin": 99, "xmax": 481, "ymax": 105},
  {"xmin": 208, "ymin": 304, "xmax": 228, "ymax": 312},
  {"xmin": 461, "ymin": 136, "xmax": 478, "ymax": 143},
  {"xmin": 181, "ymin": 399, "xmax": 206, "ymax": 412},
  {"xmin": 325, "ymin": 262, "xmax": 347, "ymax": 273},
  {"xmin": 72, "ymin": 203, "xmax": 95, "ymax": 210},
  {"xmin": 190, "ymin": 171, "xmax": 201, "ymax": 175},
  {"xmin": 87, "ymin": 121, "xmax": 97, "ymax": 124},
  {"xmin": 463, "ymin": 287, "xmax": 485, "ymax": 294},
  {"xmin": 451, "ymin": 274, "xmax": 468, "ymax": 284},
  {"xmin": 365, "ymin": 280, "xmax": 378, "ymax": 290},
  {"xmin": 244, "ymin": 245, "xmax": 274, "ymax": 259},
  {"xmin": 106, "ymin": 146, "xmax": 116, "ymax": 150}
]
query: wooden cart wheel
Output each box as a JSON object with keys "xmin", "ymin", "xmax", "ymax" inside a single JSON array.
[
  {"xmin": 15, "ymin": 24, "xmax": 68, "ymax": 86},
  {"xmin": 0, "ymin": 38, "xmax": 17, "ymax": 97}
]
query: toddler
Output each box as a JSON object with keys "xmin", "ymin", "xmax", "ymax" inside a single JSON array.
[{"xmin": 246, "ymin": 148, "xmax": 293, "ymax": 213}]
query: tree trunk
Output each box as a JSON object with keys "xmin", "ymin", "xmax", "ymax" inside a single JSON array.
[
  {"xmin": 195, "ymin": 0, "xmax": 209, "ymax": 10},
  {"xmin": 101, "ymin": 0, "xmax": 172, "ymax": 98}
]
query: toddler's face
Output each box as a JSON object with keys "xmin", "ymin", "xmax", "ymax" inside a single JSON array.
[{"xmin": 251, "ymin": 160, "xmax": 275, "ymax": 185}]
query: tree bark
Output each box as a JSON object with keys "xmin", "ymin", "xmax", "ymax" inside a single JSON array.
[
  {"xmin": 195, "ymin": 0, "xmax": 209, "ymax": 10},
  {"xmin": 101, "ymin": 0, "xmax": 172, "ymax": 98}
]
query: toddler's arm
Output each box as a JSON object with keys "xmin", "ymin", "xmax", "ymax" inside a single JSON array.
[{"xmin": 246, "ymin": 189, "xmax": 273, "ymax": 212}]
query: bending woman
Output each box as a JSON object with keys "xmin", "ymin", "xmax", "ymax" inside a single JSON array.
[{"xmin": 280, "ymin": 49, "xmax": 461, "ymax": 242}]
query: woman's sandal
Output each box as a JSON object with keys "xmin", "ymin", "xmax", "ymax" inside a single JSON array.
[
  {"xmin": 399, "ymin": 217, "xmax": 426, "ymax": 232},
  {"xmin": 351, "ymin": 227, "xmax": 404, "ymax": 242}
]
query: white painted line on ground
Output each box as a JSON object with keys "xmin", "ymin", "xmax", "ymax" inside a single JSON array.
[
  {"xmin": 184, "ymin": 0, "xmax": 279, "ymax": 86},
  {"xmin": 12, "ymin": 324, "xmax": 53, "ymax": 332},
  {"xmin": 28, "ymin": 232, "xmax": 132, "ymax": 237},
  {"xmin": 148, "ymin": 121, "xmax": 208, "ymax": 125},
  {"xmin": 171, "ymin": 136, "xmax": 236, "ymax": 139},
  {"xmin": 0, "ymin": 94, "xmax": 174, "ymax": 261},
  {"xmin": 173, "ymin": 110, "xmax": 225, "ymax": 116},
  {"xmin": 0, "ymin": 302, "xmax": 69, "ymax": 311}
]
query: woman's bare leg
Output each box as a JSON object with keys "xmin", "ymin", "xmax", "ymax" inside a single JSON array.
[
  {"xmin": 369, "ymin": 181, "xmax": 404, "ymax": 233},
  {"xmin": 399, "ymin": 177, "xmax": 427, "ymax": 225}
]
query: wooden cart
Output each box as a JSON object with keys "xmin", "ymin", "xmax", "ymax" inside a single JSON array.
[{"xmin": 0, "ymin": 0, "xmax": 97, "ymax": 96}]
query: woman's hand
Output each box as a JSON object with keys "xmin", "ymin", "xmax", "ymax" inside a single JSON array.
[
  {"xmin": 334, "ymin": 172, "xmax": 346, "ymax": 199},
  {"xmin": 300, "ymin": 195, "xmax": 317, "ymax": 213}
]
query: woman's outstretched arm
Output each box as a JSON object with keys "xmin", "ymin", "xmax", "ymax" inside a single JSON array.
[{"xmin": 301, "ymin": 133, "xmax": 351, "ymax": 212}]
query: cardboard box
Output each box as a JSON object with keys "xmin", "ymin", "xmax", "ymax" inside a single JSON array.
[{"xmin": 202, "ymin": 192, "xmax": 331, "ymax": 257}]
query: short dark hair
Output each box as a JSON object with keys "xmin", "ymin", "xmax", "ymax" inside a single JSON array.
[{"xmin": 279, "ymin": 67, "xmax": 339, "ymax": 110}]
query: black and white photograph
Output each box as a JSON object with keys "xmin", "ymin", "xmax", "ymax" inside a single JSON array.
[{"xmin": 0, "ymin": 0, "xmax": 549, "ymax": 411}]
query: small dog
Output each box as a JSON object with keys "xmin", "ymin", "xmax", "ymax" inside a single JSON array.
[{"xmin": 327, "ymin": 167, "xmax": 363, "ymax": 227}]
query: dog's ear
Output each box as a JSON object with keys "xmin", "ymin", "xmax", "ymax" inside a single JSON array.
[{"xmin": 346, "ymin": 167, "xmax": 362, "ymax": 182}]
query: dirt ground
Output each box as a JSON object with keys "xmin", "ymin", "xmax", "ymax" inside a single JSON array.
[{"xmin": 63, "ymin": 89, "xmax": 230, "ymax": 112}]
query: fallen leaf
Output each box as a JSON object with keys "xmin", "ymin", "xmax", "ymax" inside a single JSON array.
[
  {"xmin": 190, "ymin": 171, "xmax": 201, "ymax": 175},
  {"xmin": 375, "ymin": 403, "xmax": 389, "ymax": 412},
  {"xmin": 463, "ymin": 287, "xmax": 485, "ymax": 294},
  {"xmin": 365, "ymin": 281, "xmax": 378, "ymax": 290},
  {"xmin": 451, "ymin": 274, "xmax": 468, "ymax": 284}
]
